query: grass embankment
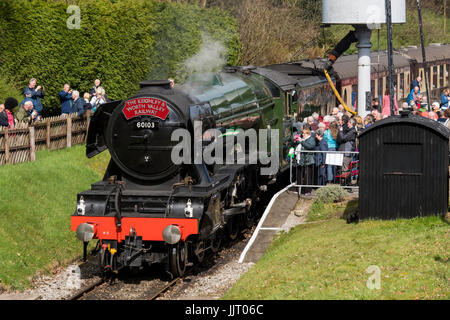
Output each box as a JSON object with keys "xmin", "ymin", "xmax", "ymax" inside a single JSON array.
[
  {"xmin": 0, "ymin": 145, "xmax": 110, "ymax": 291},
  {"xmin": 224, "ymin": 199, "xmax": 449, "ymax": 300}
]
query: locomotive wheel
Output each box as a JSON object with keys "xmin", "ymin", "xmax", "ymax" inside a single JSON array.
[
  {"xmin": 210, "ymin": 232, "xmax": 222, "ymax": 253},
  {"xmin": 169, "ymin": 242, "xmax": 187, "ymax": 278},
  {"xmin": 245, "ymin": 198, "xmax": 259, "ymax": 229},
  {"xmin": 227, "ymin": 216, "xmax": 240, "ymax": 240},
  {"xmin": 245, "ymin": 209, "xmax": 255, "ymax": 229}
]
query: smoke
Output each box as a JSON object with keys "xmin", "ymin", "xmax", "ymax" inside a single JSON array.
[
  {"xmin": 177, "ymin": 34, "xmax": 228, "ymax": 91},
  {"xmin": 184, "ymin": 34, "xmax": 228, "ymax": 74}
]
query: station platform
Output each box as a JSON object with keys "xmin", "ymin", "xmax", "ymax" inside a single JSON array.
[{"xmin": 240, "ymin": 187, "xmax": 307, "ymax": 263}]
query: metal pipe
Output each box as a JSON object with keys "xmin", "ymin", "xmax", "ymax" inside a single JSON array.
[
  {"xmin": 386, "ymin": 0, "xmax": 396, "ymax": 116},
  {"xmin": 355, "ymin": 25, "xmax": 373, "ymax": 118},
  {"xmin": 325, "ymin": 30, "xmax": 357, "ymax": 70},
  {"xmin": 324, "ymin": 69, "xmax": 356, "ymax": 115},
  {"xmin": 114, "ymin": 185, "xmax": 122, "ymax": 228},
  {"xmin": 417, "ymin": 0, "xmax": 431, "ymax": 110},
  {"xmin": 83, "ymin": 242, "xmax": 88, "ymax": 262}
]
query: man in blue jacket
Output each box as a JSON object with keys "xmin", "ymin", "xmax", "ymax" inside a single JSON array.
[
  {"xmin": 59, "ymin": 84, "xmax": 73, "ymax": 115},
  {"xmin": 441, "ymin": 88, "xmax": 449, "ymax": 110},
  {"xmin": 410, "ymin": 76, "xmax": 421, "ymax": 92},
  {"xmin": 23, "ymin": 78, "xmax": 44, "ymax": 117},
  {"xmin": 71, "ymin": 90, "xmax": 86, "ymax": 117},
  {"xmin": 406, "ymin": 86, "xmax": 420, "ymax": 106}
]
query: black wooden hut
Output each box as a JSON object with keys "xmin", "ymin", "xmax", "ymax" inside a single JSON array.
[{"xmin": 358, "ymin": 112, "xmax": 450, "ymax": 220}]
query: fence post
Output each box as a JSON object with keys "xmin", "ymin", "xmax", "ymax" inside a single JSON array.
[
  {"xmin": 4, "ymin": 128, "xmax": 9, "ymax": 164},
  {"xmin": 29, "ymin": 126, "xmax": 36, "ymax": 162},
  {"xmin": 67, "ymin": 116, "xmax": 72, "ymax": 148},
  {"xmin": 46, "ymin": 120, "xmax": 51, "ymax": 150}
]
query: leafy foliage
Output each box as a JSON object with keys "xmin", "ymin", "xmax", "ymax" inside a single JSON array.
[
  {"xmin": 314, "ymin": 184, "xmax": 349, "ymax": 204},
  {"xmin": 0, "ymin": 75, "xmax": 22, "ymax": 109},
  {"xmin": 190, "ymin": 0, "xmax": 450, "ymax": 64},
  {"xmin": 0, "ymin": 0, "xmax": 240, "ymax": 116}
]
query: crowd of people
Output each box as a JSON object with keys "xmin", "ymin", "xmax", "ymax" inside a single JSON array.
[
  {"xmin": 292, "ymin": 82, "xmax": 450, "ymax": 194},
  {"xmin": 58, "ymin": 78, "xmax": 109, "ymax": 118},
  {"xmin": 404, "ymin": 76, "xmax": 450, "ymax": 120},
  {"xmin": 0, "ymin": 78, "xmax": 109, "ymax": 129},
  {"xmin": 0, "ymin": 77, "xmax": 181, "ymax": 130},
  {"xmin": 292, "ymin": 106, "xmax": 359, "ymax": 194}
]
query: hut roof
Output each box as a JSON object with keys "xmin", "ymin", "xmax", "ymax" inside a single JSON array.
[{"xmin": 359, "ymin": 113, "xmax": 450, "ymax": 140}]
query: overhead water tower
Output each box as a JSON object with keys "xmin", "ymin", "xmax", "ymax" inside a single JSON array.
[{"xmin": 322, "ymin": 0, "xmax": 406, "ymax": 117}]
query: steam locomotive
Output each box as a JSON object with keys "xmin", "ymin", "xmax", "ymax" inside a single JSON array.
[{"xmin": 71, "ymin": 64, "xmax": 336, "ymax": 277}]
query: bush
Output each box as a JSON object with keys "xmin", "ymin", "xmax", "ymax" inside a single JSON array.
[
  {"xmin": 0, "ymin": 0, "xmax": 240, "ymax": 116},
  {"xmin": 314, "ymin": 184, "xmax": 348, "ymax": 204}
]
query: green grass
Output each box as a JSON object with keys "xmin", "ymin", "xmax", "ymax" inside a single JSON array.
[
  {"xmin": 224, "ymin": 201, "xmax": 449, "ymax": 300},
  {"xmin": 307, "ymin": 201, "xmax": 341, "ymax": 222},
  {"xmin": 0, "ymin": 145, "xmax": 110, "ymax": 291},
  {"xmin": 307, "ymin": 198, "xmax": 359, "ymax": 223}
]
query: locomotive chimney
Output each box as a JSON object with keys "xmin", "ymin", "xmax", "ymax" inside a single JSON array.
[{"xmin": 139, "ymin": 80, "xmax": 172, "ymax": 90}]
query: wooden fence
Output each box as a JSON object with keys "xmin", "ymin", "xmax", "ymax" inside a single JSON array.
[{"xmin": 0, "ymin": 111, "xmax": 91, "ymax": 166}]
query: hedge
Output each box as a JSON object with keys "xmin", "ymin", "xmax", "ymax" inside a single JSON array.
[
  {"xmin": 0, "ymin": 75, "xmax": 22, "ymax": 110},
  {"xmin": 0, "ymin": 0, "xmax": 240, "ymax": 116}
]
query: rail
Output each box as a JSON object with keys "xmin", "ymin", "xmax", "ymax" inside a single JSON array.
[
  {"xmin": 238, "ymin": 182, "xmax": 296, "ymax": 264},
  {"xmin": 290, "ymin": 149, "xmax": 360, "ymax": 194},
  {"xmin": 239, "ymin": 149, "xmax": 360, "ymax": 263}
]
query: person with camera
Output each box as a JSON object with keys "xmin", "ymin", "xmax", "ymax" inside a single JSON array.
[
  {"xmin": 15, "ymin": 100, "xmax": 38, "ymax": 124},
  {"xmin": 59, "ymin": 83, "xmax": 74, "ymax": 115},
  {"xmin": 90, "ymin": 87, "xmax": 107, "ymax": 112},
  {"xmin": 23, "ymin": 78, "xmax": 45, "ymax": 117}
]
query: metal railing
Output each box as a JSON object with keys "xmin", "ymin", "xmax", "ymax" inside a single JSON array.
[{"xmin": 290, "ymin": 149, "xmax": 359, "ymax": 194}]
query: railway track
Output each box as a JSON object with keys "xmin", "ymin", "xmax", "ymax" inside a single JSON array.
[
  {"xmin": 67, "ymin": 268, "xmax": 196, "ymax": 300},
  {"xmin": 66, "ymin": 181, "xmax": 280, "ymax": 301},
  {"xmin": 66, "ymin": 234, "xmax": 245, "ymax": 301},
  {"xmin": 67, "ymin": 277, "xmax": 174, "ymax": 300},
  {"xmin": 67, "ymin": 278, "xmax": 106, "ymax": 300},
  {"xmin": 147, "ymin": 275, "xmax": 187, "ymax": 300}
]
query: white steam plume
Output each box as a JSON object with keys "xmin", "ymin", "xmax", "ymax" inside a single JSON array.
[{"xmin": 183, "ymin": 34, "xmax": 228, "ymax": 74}]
